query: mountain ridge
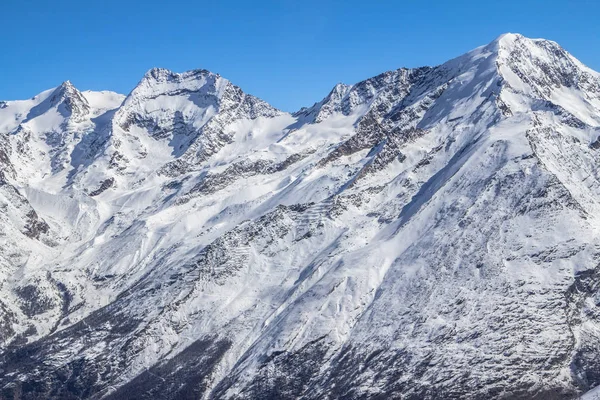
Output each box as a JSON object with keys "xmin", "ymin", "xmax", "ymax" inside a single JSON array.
[{"xmin": 1, "ymin": 33, "xmax": 600, "ymax": 399}]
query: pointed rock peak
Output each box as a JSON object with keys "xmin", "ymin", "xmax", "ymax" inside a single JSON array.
[
  {"xmin": 329, "ymin": 82, "xmax": 352, "ymax": 98},
  {"xmin": 52, "ymin": 80, "xmax": 79, "ymax": 99},
  {"xmin": 320, "ymin": 82, "xmax": 352, "ymax": 108},
  {"xmin": 48, "ymin": 80, "xmax": 90, "ymax": 121},
  {"xmin": 60, "ymin": 79, "xmax": 75, "ymax": 88},
  {"xmin": 293, "ymin": 82, "xmax": 353, "ymax": 122}
]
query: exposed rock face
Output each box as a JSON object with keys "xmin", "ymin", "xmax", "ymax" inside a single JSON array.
[
  {"xmin": 49, "ymin": 81, "xmax": 91, "ymax": 122},
  {"xmin": 113, "ymin": 68, "xmax": 284, "ymax": 176},
  {"xmin": 1, "ymin": 33, "xmax": 600, "ymax": 399}
]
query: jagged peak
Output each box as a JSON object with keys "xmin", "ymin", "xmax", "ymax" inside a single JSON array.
[
  {"xmin": 50, "ymin": 81, "xmax": 89, "ymax": 111},
  {"xmin": 295, "ymin": 67, "xmax": 432, "ymax": 123},
  {"xmin": 51, "ymin": 80, "xmax": 82, "ymax": 102},
  {"xmin": 311, "ymin": 82, "xmax": 352, "ymax": 111},
  {"xmin": 492, "ymin": 33, "xmax": 600, "ymax": 98},
  {"xmin": 121, "ymin": 67, "xmax": 229, "ymax": 106},
  {"xmin": 15, "ymin": 80, "xmax": 92, "ymax": 123},
  {"xmin": 115, "ymin": 67, "xmax": 282, "ymax": 133},
  {"xmin": 141, "ymin": 67, "xmax": 218, "ymax": 84},
  {"xmin": 330, "ymin": 82, "xmax": 352, "ymax": 95},
  {"xmin": 293, "ymin": 83, "xmax": 349, "ymax": 121},
  {"xmin": 50, "ymin": 80, "xmax": 90, "ymax": 115},
  {"xmin": 59, "ymin": 80, "xmax": 74, "ymax": 89},
  {"xmin": 295, "ymin": 34, "xmax": 599, "ymax": 128},
  {"xmin": 124, "ymin": 67, "xmax": 284, "ymax": 117},
  {"xmin": 144, "ymin": 67, "xmax": 174, "ymax": 81}
]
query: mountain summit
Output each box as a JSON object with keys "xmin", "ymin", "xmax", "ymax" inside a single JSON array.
[
  {"xmin": 48, "ymin": 80, "xmax": 91, "ymax": 121},
  {"xmin": 1, "ymin": 34, "xmax": 600, "ymax": 399}
]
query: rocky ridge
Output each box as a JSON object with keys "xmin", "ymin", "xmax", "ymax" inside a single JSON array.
[{"xmin": 0, "ymin": 33, "xmax": 599, "ymax": 399}]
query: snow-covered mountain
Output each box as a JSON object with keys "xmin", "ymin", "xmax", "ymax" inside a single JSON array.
[{"xmin": 1, "ymin": 33, "xmax": 600, "ymax": 399}]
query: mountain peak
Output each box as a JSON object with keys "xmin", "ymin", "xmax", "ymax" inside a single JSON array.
[
  {"xmin": 490, "ymin": 32, "xmax": 571, "ymax": 58},
  {"xmin": 52, "ymin": 80, "xmax": 79, "ymax": 98},
  {"xmin": 475, "ymin": 33, "xmax": 564, "ymax": 60},
  {"xmin": 3, "ymin": 34, "xmax": 600, "ymax": 400},
  {"xmin": 493, "ymin": 32, "xmax": 600, "ymax": 113},
  {"xmin": 119, "ymin": 68, "xmax": 227, "ymax": 107},
  {"xmin": 58, "ymin": 80, "xmax": 74, "ymax": 89},
  {"xmin": 140, "ymin": 67, "xmax": 218, "ymax": 86},
  {"xmin": 144, "ymin": 67, "xmax": 172, "ymax": 80},
  {"xmin": 493, "ymin": 32, "xmax": 523, "ymax": 46},
  {"xmin": 114, "ymin": 66, "xmax": 282, "ymax": 155},
  {"xmin": 49, "ymin": 80, "xmax": 90, "ymax": 121}
]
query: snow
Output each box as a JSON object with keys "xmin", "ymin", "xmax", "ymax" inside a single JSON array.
[
  {"xmin": 1, "ymin": 33, "xmax": 600, "ymax": 399},
  {"xmin": 583, "ymin": 386, "xmax": 600, "ymax": 400},
  {"xmin": 82, "ymin": 90, "xmax": 125, "ymax": 114}
]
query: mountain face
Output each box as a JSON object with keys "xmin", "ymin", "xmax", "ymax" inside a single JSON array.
[{"xmin": 1, "ymin": 33, "xmax": 600, "ymax": 399}]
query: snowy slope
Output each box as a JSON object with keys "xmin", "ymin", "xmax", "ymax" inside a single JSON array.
[{"xmin": 1, "ymin": 33, "xmax": 600, "ymax": 399}]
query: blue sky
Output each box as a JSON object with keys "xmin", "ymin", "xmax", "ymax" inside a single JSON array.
[{"xmin": 1, "ymin": 0, "xmax": 599, "ymax": 111}]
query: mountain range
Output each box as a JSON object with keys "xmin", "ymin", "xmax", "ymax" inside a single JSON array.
[{"xmin": 1, "ymin": 33, "xmax": 600, "ymax": 399}]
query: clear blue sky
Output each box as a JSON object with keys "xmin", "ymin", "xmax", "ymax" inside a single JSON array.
[{"xmin": 1, "ymin": 0, "xmax": 599, "ymax": 111}]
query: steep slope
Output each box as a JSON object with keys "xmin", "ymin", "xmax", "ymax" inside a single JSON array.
[
  {"xmin": 1, "ymin": 33, "xmax": 600, "ymax": 400},
  {"xmin": 0, "ymin": 84, "xmax": 125, "ymax": 346}
]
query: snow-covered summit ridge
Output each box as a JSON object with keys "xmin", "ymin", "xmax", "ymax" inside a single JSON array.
[
  {"xmin": 120, "ymin": 66, "xmax": 281, "ymax": 115},
  {"xmin": 130, "ymin": 67, "xmax": 224, "ymax": 99},
  {"xmin": 114, "ymin": 66, "xmax": 282, "ymax": 137},
  {"xmin": 298, "ymin": 33, "xmax": 600, "ymax": 128}
]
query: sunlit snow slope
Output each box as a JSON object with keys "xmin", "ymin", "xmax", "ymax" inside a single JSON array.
[{"xmin": 2, "ymin": 33, "xmax": 600, "ymax": 399}]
